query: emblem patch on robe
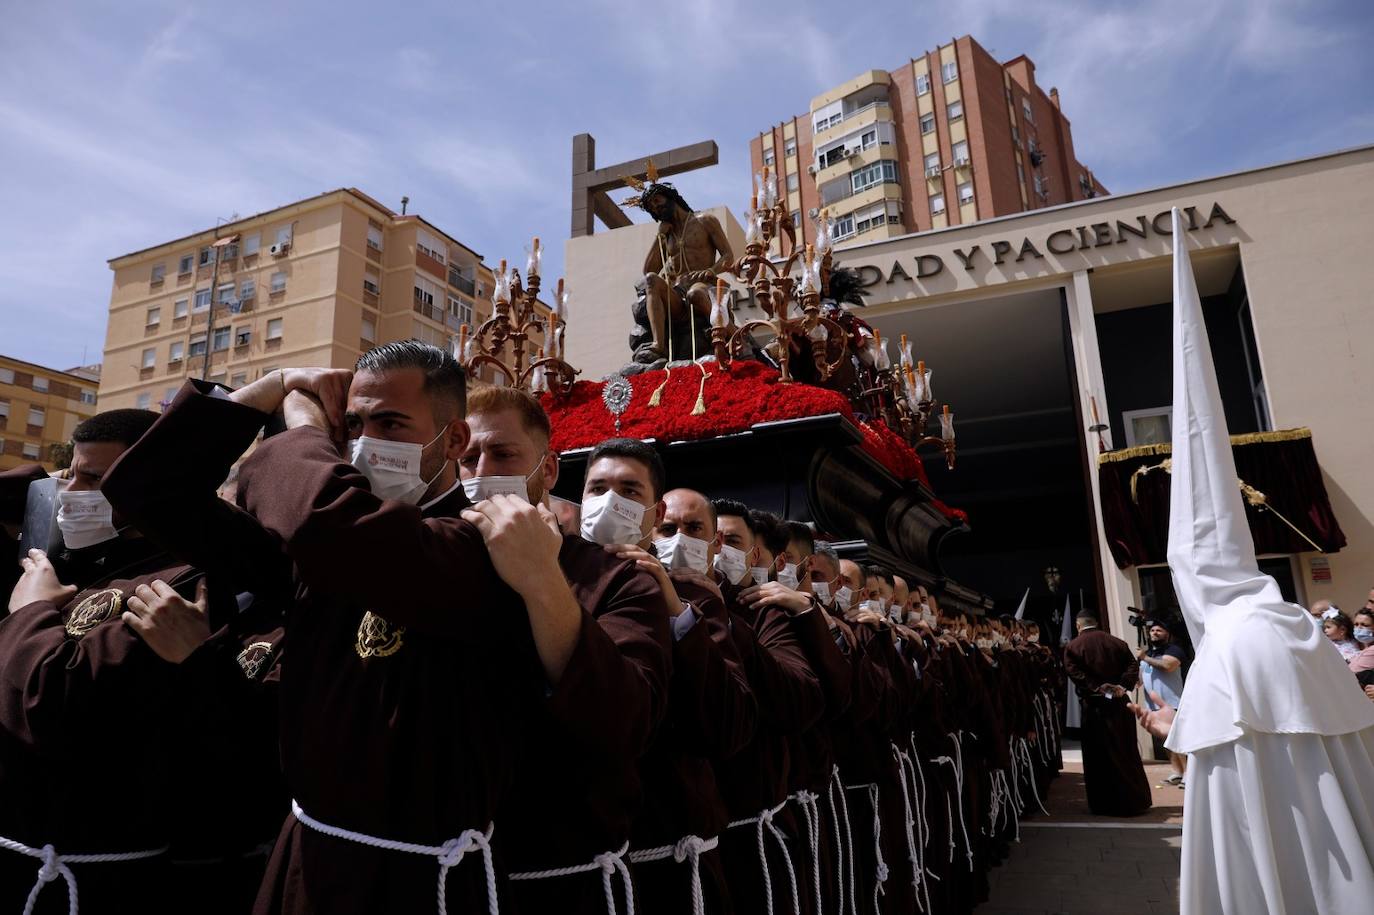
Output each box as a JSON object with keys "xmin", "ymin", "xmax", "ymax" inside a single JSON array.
[
  {"xmin": 236, "ymin": 641, "xmax": 279, "ymax": 680},
  {"xmin": 64, "ymin": 588, "xmax": 124, "ymax": 638},
  {"xmin": 355, "ymin": 611, "xmax": 405, "ymax": 659}
]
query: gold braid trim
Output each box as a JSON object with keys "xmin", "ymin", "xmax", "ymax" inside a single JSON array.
[{"xmin": 1098, "ymin": 427, "xmax": 1311, "ymax": 465}]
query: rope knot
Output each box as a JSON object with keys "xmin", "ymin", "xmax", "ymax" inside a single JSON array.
[
  {"xmin": 36, "ymin": 845, "xmax": 60, "ymax": 884},
  {"xmin": 876, "ymin": 863, "xmax": 890, "ymax": 882},
  {"xmin": 594, "ymin": 849, "xmax": 620, "ymax": 875},
  {"xmin": 673, "ymin": 835, "xmax": 704, "ymax": 864},
  {"xmin": 437, "ymin": 833, "xmax": 476, "ymax": 868}
]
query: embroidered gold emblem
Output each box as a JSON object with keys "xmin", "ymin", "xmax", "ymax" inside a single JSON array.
[
  {"xmin": 236, "ymin": 641, "xmax": 279, "ymax": 680},
  {"xmin": 355, "ymin": 611, "xmax": 405, "ymax": 659},
  {"xmin": 64, "ymin": 588, "xmax": 123, "ymax": 638}
]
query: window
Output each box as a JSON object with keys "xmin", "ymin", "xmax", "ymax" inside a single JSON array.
[
  {"xmin": 1011, "ymin": 126, "xmax": 1021, "ymax": 147},
  {"xmin": 854, "ymin": 203, "xmax": 893, "ymax": 235},
  {"xmin": 1033, "ymin": 174, "xmax": 1045, "ymax": 196},
  {"xmin": 242, "ymin": 233, "xmax": 260, "ymax": 256},
  {"xmin": 924, "ymin": 152, "xmax": 940, "ymax": 172},
  {"xmin": 786, "ymin": 172, "xmax": 799, "ymax": 192},
  {"xmin": 141, "ymin": 348, "xmax": 156, "ymax": 369},
  {"xmin": 146, "ymin": 306, "xmax": 161, "ymax": 327},
  {"xmin": 957, "ymin": 181, "xmax": 974, "ymax": 204},
  {"xmin": 150, "ymin": 263, "xmax": 166, "ymax": 284},
  {"xmin": 164, "ymin": 387, "xmax": 179, "ymax": 406},
  {"xmin": 266, "ymin": 318, "xmax": 283, "ymax": 341},
  {"xmin": 275, "ymin": 225, "xmax": 293, "ymax": 246},
  {"xmin": 189, "ymin": 333, "xmax": 207, "ymax": 357},
  {"xmin": 1122, "ymin": 408, "xmax": 1171, "ymax": 447},
  {"xmin": 136, "ymin": 394, "xmax": 151, "ymax": 411},
  {"xmin": 919, "ymin": 113, "xmax": 935, "ymax": 135},
  {"xmin": 22, "ymin": 442, "xmax": 40, "ymax": 460},
  {"xmin": 239, "ymin": 278, "xmax": 255, "ymax": 302},
  {"xmin": 198, "ymin": 246, "xmax": 214, "ymax": 267},
  {"xmin": 194, "ymin": 288, "xmax": 211, "ymax": 311},
  {"xmin": 0, "ymin": 402, "xmax": 8, "ymax": 421},
  {"xmin": 169, "ymin": 341, "xmax": 184, "ymax": 362},
  {"xmin": 361, "ymin": 314, "xmax": 377, "ymax": 342},
  {"xmin": 1022, "ymin": 97, "xmax": 1033, "ymax": 122},
  {"xmin": 791, "ymin": 210, "xmax": 801, "ymax": 229},
  {"xmin": 31, "ymin": 376, "xmax": 48, "ymax": 393},
  {"xmin": 178, "ymin": 254, "xmax": 194, "ymax": 275},
  {"xmin": 812, "ymin": 101, "xmax": 842, "ymax": 133},
  {"xmin": 410, "ymin": 320, "xmax": 446, "ymax": 349},
  {"xmin": 270, "ymin": 271, "xmax": 286, "ymax": 294},
  {"xmin": 234, "ymin": 325, "xmax": 251, "ymax": 347},
  {"xmin": 448, "ymin": 295, "xmax": 473, "ymax": 326},
  {"xmin": 942, "ymin": 61, "xmax": 958, "ymax": 83},
  {"xmin": 230, "ymin": 373, "xmax": 247, "ymax": 388},
  {"xmin": 414, "ymin": 276, "xmax": 437, "ymax": 308},
  {"xmin": 832, "ymin": 214, "xmax": 856, "ymax": 239},
  {"xmin": 217, "ymin": 283, "xmax": 235, "ymax": 304},
  {"xmin": 416, "ymin": 230, "xmax": 446, "ymax": 264},
  {"xmin": 916, "ymin": 73, "xmax": 930, "ymax": 95},
  {"xmin": 363, "ymin": 271, "xmax": 380, "ymax": 295},
  {"xmin": 930, "ymin": 193, "xmax": 946, "ymax": 215},
  {"xmin": 79, "ymin": 389, "xmax": 95, "ymax": 405},
  {"xmin": 763, "ymin": 149, "xmax": 775, "ymax": 166},
  {"xmin": 860, "ymin": 129, "xmax": 877, "ymax": 149},
  {"xmin": 221, "ymin": 241, "xmax": 239, "ymax": 259},
  {"xmin": 212, "ymin": 327, "xmax": 230, "ymax": 351},
  {"xmin": 174, "ymin": 298, "xmax": 189, "ymax": 319},
  {"xmin": 818, "ymin": 145, "xmax": 847, "ymax": 170},
  {"xmin": 952, "ymin": 140, "xmax": 969, "ymax": 163},
  {"xmin": 0, "ymin": 367, "xmax": 13, "ymax": 384},
  {"xmin": 850, "ymin": 159, "xmax": 898, "ymax": 193},
  {"xmin": 366, "ymin": 224, "xmax": 384, "ymax": 251},
  {"xmin": 28, "ymin": 407, "xmax": 44, "ymax": 426},
  {"xmin": 946, "ymin": 99, "xmax": 963, "ymax": 121},
  {"xmin": 784, "ymin": 139, "xmax": 797, "ymax": 157}
]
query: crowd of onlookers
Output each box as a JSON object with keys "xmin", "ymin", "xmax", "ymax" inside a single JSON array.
[{"xmin": 1311, "ymin": 589, "xmax": 1374, "ymax": 700}]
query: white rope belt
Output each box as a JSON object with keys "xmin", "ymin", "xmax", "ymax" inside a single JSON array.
[
  {"xmin": 0, "ymin": 833, "xmax": 167, "ymax": 915},
  {"xmin": 509, "ymin": 841, "xmax": 634, "ymax": 915},
  {"xmin": 891, "ymin": 744, "xmax": 923, "ymax": 909},
  {"xmin": 290, "ymin": 800, "xmax": 497, "ymax": 915},
  {"xmin": 626, "ymin": 835, "xmax": 717, "ymax": 915},
  {"xmin": 828, "ymin": 766, "xmax": 859, "ymax": 915},
  {"xmin": 1018, "ymin": 737, "xmax": 1051, "ymax": 816},
  {"xmin": 789, "ymin": 790, "xmax": 824, "ymax": 915},
  {"xmin": 726, "ymin": 800, "xmax": 799, "ymax": 915},
  {"xmin": 844, "ymin": 782, "xmax": 888, "ymax": 915}
]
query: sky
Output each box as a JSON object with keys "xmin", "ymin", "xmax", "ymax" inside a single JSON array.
[{"xmin": 2, "ymin": 0, "xmax": 1372, "ymax": 370}]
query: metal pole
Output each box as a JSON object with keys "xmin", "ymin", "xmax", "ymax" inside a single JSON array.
[{"xmin": 202, "ymin": 239, "xmax": 221, "ymax": 380}]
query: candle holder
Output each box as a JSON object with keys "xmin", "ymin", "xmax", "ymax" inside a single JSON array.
[{"xmin": 455, "ymin": 243, "xmax": 579, "ymax": 396}]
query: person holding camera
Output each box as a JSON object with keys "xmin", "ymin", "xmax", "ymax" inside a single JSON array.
[{"xmin": 1138, "ymin": 619, "xmax": 1188, "ymax": 786}]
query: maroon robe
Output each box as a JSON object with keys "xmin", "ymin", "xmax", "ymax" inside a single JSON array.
[
  {"xmin": 496, "ymin": 535, "xmax": 674, "ymax": 915},
  {"xmin": 212, "ymin": 403, "xmax": 548, "ymax": 913},
  {"xmin": 628, "ymin": 572, "xmax": 756, "ymax": 915},
  {"xmin": 0, "ymin": 542, "xmax": 236, "ymax": 914},
  {"xmin": 1063, "ymin": 627, "xmax": 1152, "ymax": 817}
]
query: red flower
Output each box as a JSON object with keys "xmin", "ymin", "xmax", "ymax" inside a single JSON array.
[{"xmin": 541, "ymin": 361, "xmax": 966, "ymax": 522}]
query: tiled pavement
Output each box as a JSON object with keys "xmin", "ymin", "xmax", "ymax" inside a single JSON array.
[{"xmin": 979, "ymin": 746, "xmax": 1183, "ymax": 915}]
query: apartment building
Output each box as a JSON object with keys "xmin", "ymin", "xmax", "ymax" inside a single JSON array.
[
  {"xmin": 0, "ymin": 356, "xmax": 99, "ymax": 470},
  {"xmin": 750, "ymin": 35, "xmax": 1107, "ymax": 250},
  {"xmin": 101, "ymin": 188, "xmax": 544, "ymax": 410}
]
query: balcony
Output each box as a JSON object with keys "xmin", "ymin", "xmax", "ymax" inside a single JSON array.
[
  {"xmin": 812, "ymin": 101, "xmax": 893, "ymax": 149},
  {"xmin": 448, "ymin": 269, "xmax": 476, "ymax": 296},
  {"xmin": 814, "ymin": 142, "xmax": 899, "ymax": 187}
]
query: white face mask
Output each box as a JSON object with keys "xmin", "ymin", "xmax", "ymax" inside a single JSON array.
[
  {"xmin": 580, "ymin": 490, "xmax": 647, "ymax": 546},
  {"xmin": 777, "ymin": 563, "xmax": 800, "ymax": 590},
  {"xmin": 888, "ymin": 605, "xmax": 904, "ymax": 624},
  {"xmin": 713, "ymin": 543, "xmax": 749, "ymax": 584},
  {"xmin": 349, "ymin": 426, "xmax": 448, "ymax": 505},
  {"xmin": 834, "ymin": 586, "xmax": 853, "ymax": 611},
  {"xmin": 749, "ymin": 566, "xmax": 770, "ymax": 586},
  {"xmin": 813, "ymin": 580, "xmax": 832, "ymax": 604},
  {"xmin": 877, "ymin": 597, "xmax": 889, "ymax": 613},
  {"xmin": 56, "ymin": 489, "xmax": 119, "ymax": 549},
  {"xmin": 858, "ymin": 599, "xmax": 880, "ymax": 615},
  {"xmin": 461, "ymin": 454, "xmax": 545, "ymax": 504},
  {"xmin": 654, "ymin": 532, "xmax": 710, "ymax": 574}
]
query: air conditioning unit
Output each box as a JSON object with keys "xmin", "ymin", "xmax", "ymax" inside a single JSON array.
[
  {"xmin": 924, "ymin": 165, "xmax": 942, "ymax": 178},
  {"xmin": 270, "ymin": 241, "xmax": 290, "ymax": 257},
  {"xmin": 807, "ymin": 207, "xmax": 820, "ymax": 218},
  {"xmin": 807, "ymin": 164, "xmax": 818, "ymax": 175},
  {"xmin": 846, "ymin": 148, "xmax": 863, "ymax": 159},
  {"xmin": 954, "ymin": 156, "xmax": 971, "ymax": 168}
]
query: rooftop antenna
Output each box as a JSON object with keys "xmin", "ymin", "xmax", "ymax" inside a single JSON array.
[{"xmin": 401, "ymin": 196, "xmax": 409, "ymax": 215}]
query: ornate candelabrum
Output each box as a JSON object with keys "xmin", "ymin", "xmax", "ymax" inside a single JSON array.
[
  {"xmin": 894, "ymin": 337, "xmax": 957, "ymax": 470},
  {"xmin": 454, "ymin": 236, "xmax": 579, "ymax": 396},
  {"xmin": 709, "ymin": 167, "xmax": 848, "ymax": 383}
]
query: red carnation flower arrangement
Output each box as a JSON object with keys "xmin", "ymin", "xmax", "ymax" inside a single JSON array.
[{"xmin": 540, "ymin": 361, "xmax": 967, "ymax": 523}]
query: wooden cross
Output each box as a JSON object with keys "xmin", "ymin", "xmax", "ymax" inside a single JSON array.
[{"xmin": 570, "ymin": 133, "xmax": 719, "ymax": 238}]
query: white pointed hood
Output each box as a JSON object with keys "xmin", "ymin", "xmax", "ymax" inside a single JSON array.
[
  {"xmin": 1163, "ymin": 208, "xmax": 1374, "ymax": 753},
  {"xmin": 1013, "ymin": 588, "xmax": 1029, "ymax": 620}
]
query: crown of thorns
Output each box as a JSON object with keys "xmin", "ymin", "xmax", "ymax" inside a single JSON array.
[{"xmin": 621, "ymin": 159, "xmax": 668, "ymax": 209}]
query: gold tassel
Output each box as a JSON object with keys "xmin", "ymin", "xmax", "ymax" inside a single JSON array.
[
  {"xmin": 1098, "ymin": 427, "xmax": 1312, "ymax": 465},
  {"xmin": 691, "ymin": 366, "xmax": 710, "ymax": 416},
  {"xmin": 649, "ymin": 367, "xmax": 671, "ymax": 407}
]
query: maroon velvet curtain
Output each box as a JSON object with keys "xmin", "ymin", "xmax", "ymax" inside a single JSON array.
[{"xmin": 1098, "ymin": 431, "xmax": 1346, "ymax": 569}]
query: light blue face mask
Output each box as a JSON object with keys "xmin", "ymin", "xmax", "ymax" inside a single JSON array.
[{"xmin": 1355, "ymin": 626, "xmax": 1374, "ymax": 644}]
